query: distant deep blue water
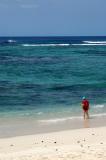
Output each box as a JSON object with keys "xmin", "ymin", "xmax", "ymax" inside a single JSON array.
[{"xmin": 0, "ymin": 36, "xmax": 106, "ymax": 120}]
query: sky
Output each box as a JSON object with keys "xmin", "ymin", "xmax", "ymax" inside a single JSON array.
[{"xmin": 0, "ymin": 0, "xmax": 106, "ymax": 36}]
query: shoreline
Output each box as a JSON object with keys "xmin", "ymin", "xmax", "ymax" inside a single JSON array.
[
  {"xmin": 0, "ymin": 114, "xmax": 106, "ymax": 138},
  {"xmin": 0, "ymin": 126, "xmax": 106, "ymax": 160}
]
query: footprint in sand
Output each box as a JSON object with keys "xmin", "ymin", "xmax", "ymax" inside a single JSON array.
[
  {"xmin": 80, "ymin": 144, "xmax": 83, "ymax": 147},
  {"xmin": 92, "ymin": 133, "xmax": 95, "ymax": 135},
  {"xmin": 10, "ymin": 144, "xmax": 14, "ymax": 147},
  {"xmin": 77, "ymin": 141, "xmax": 80, "ymax": 144}
]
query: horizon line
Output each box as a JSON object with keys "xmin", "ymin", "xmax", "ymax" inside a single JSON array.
[{"xmin": 0, "ymin": 35, "xmax": 106, "ymax": 38}]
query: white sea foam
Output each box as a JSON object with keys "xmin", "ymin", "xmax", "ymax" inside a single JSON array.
[
  {"xmin": 72, "ymin": 40, "xmax": 106, "ymax": 46},
  {"xmin": 37, "ymin": 112, "xmax": 43, "ymax": 115},
  {"xmin": 72, "ymin": 43, "xmax": 106, "ymax": 46},
  {"xmin": 91, "ymin": 113, "xmax": 106, "ymax": 117},
  {"xmin": 22, "ymin": 44, "xmax": 70, "ymax": 47},
  {"xmin": 8, "ymin": 39, "xmax": 16, "ymax": 43},
  {"xmin": 93, "ymin": 104, "xmax": 105, "ymax": 108},
  {"xmin": 38, "ymin": 113, "xmax": 106, "ymax": 124},
  {"xmin": 83, "ymin": 41, "xmax": 106, "ymax": 44},
  {"xmin": 39, "ymin": 116, "xmax": 82, "ymax": 124}
]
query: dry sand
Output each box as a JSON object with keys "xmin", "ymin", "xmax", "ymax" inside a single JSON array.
[{"xmin": 0, "ymin": 122, "xmax": 106, "ymax": 160}]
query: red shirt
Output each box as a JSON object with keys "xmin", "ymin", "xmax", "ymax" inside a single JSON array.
[{"xmin": 82, "ymin": 99, "xmax": 89, "ymax": 110}]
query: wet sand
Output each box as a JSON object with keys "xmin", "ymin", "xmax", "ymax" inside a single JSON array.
[{"xmin": 0, "ymin": 115, "xmax": 106, "ymax": 138}]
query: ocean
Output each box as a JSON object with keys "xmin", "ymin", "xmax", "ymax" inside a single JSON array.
[{"xmin": 0, "ymin": 36, "xmax": 106, "ymax": 124}]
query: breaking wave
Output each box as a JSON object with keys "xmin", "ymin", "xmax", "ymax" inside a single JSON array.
[
  {"xmin": 22, "ymin": 43, "xmax": 70, "ymax": 47},
  {"xmin": 72, "ymin": 43, "xmax": 106, "ymax": 46},
  {"xmin": 71, "ymin": 41, "xmax": 106, "ymax": 46},
  {"xmin": 93, "ymin": 104, "xmax": 105, "ymax": 108},
  {"xmin": 83, "ymin": 41, "xmax": 106, "ymax": 44}
]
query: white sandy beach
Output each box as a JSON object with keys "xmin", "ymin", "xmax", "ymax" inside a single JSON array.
[{"xmin": 0, "ymin": 124, "xmax": 106, "ymax": 160}]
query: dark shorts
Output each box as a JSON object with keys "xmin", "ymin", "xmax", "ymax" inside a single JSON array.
[{"xmin": 83, "ymin": 106, "xmax": 89, "ymax": 112}]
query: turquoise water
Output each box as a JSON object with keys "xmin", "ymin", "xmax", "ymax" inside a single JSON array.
[{"xmin": 0, "ymin": 37, "xmax": 106, "ymax": 120}]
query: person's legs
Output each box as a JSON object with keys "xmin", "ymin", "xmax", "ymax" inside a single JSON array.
[
  {"xmin": 85, "ymin": 111, "xmax": 89, "ymax": 119},
  {"xmin": 83, "ymin": 111, "xmax": 86, "ymax": 119},
  {"xmin": 83, "ymin": 110, "xmax": 89, "ymax": 119}
]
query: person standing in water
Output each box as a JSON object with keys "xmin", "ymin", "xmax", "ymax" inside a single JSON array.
[{"xmin": 82, "ymin": 97, "xmax": 89, "ymax": 119}]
